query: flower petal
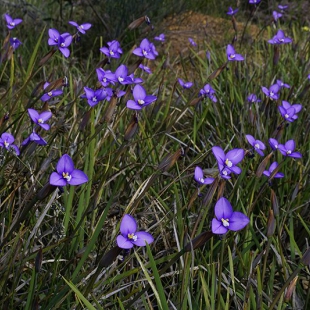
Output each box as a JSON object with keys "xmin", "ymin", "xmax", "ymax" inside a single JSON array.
[
  {"xmin": 133, "ymin": 84, "xmax": 146, "ymax": 101},
  {"xmin": 132, "ymin": 231, "xmax": 154, "ymax": 246},
  {"xmin": 120, "ymin": 214, "xmax": 137, "ymax": 236},
  {"xmin": 127, "ymin": 100, "xmax": 142, "ymax": 110},
  {"xmin": 68, "ymin": 169, "xmax": 88, "ymax": 185},
  {"xmin": 116, "ymin": 235, "xmax": 134, "ymax": 249},
  {"xmin": 229, "ymin": 212, "xmax": 250, "ymax": 231},
  {"xmin": 212, "ymin": 146, "xmax": 225, "ymax": 164},
  {"xmin": 212, "ymin": 218, "xmax": 228, "ymax": 234},
  {"xmin": 214, "ymin": 197, "xmax": 233, "ymax": 220},
  {"xmin": 56, "ymin": 154, "xmax": 74, "ymax": 174},
  {"xmin": 194, "ymin": 166, "xmax": 203, "ymax": 182},
  {"xmin": 28, "ymin": 109, "xmax": 39, "ymax": 123},
  {"xmin": 50, "ymin": 172, "xmax": 67, "ymax": 186},
  {"xmin": 227, "ymin": 149, "xmax": 244, "ymax": 164}
]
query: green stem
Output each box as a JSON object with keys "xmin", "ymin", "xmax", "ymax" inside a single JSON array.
[{"xmin": 216, "ymin": 236, "xmax": 226, "ymax": 310}]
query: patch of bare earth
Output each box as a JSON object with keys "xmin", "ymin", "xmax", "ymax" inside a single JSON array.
[{"xmin": 160, "ymin": 11, "xmax": 267, "ymax": 55}]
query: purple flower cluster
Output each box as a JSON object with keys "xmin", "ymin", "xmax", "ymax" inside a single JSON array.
[{"xmin": 5, "ymin": 14, "xmax": 23, "ymax": 50}]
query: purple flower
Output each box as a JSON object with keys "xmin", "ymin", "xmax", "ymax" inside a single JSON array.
[
  {"xmin": 5, "ymin": 14, "xmax": 22, "ymax": 30},
  {"xmin": 269, "ymin": 138, "xmax": 279, "ymax": 150},
  {"xmin": 261, "ymin": 84, "xmax": 280, "ymax": 100},
  {"xmin": 227, "ymin": 44, "xmax": 244, "ymax": 61},
  {"xmin": 100, "ymin": 40, "xmax": 123, "ymax": 59},
  {"xmin": 68, "ymin": 21, "xmax": 92, "ymax": 34},
  {"xmin": 247, "ymin": 94, "xmax": 261, "ymax": 103},
  {"xmin": 21, "ymin": 132, "xmax": 47, "ymax": 146},
  {"xmin": 48, "ymin": 29, "xmax": 72, "ymax": 57},
  {"xmin": 212, "ymin": 146, "xmax": 244, "ymax": 176},
  {"xmin": 116, "ymin": 214, "xmax": 154, "ymax": 249},
  {"xmin": 154, "ymin": 33, "xmax": 165, "ymax": 42},
  {"xmin": 126, "ymin": 85, "xmax": 157, "ymax": 110},
  {"xmin": 127, "ymin": 73, "xmax": 143, "ymax": 85},
  {"xmin": 133, "ymin": 38, "xmax": 158, "ymax": 60},
  {"xmin": 96, "ymin": 68, "xmax": 116, "ymax": 87},
  {"xmin": 249, "ymin": 0, "xmax": 261, "ymax": 4},
  {"xmin": 112, "ymin": 64, "xmax": 133, "ymax": 85},
  {"xmin": 278, "ymin": 101, "xmax": 302, "ymax": 122},
  {"xmin": 194, "ymin": 166, "xmax": 215, "ymax": 185},
  {"xmin": 83, "ymin": 87, "xmax": 108, "ymax": 107},
  {"xmin": 28, "ymin": 109, "xmax": 52, "ymax": 130},
  {"xmin": 189, "ymin": 38, "xmax": 197, "ymax": 46},
  {"xmin": 49, "ymin": 154, "xmax": 88, "ymax": 186},
  {"xmin": 268, "ymin": 29, "xmax": 292, "ymax": 44},
  {"xmin": 211, "ymin": 197, "xmax": 249, "ymax": 234},
  {"xmin": 278, "ymin": 140, "xmax": 302, "ymax": 158},
  {"xmin": 178, "ymin": 78, "xmax": 193, "ymax": 89},
  {"xmin": 10, "ymin": 37, "xmax": 22, "ymax": 50},
  {"xmin": 273, "ymin": 11, "xmax": 283, "ymax": 21},
  {"xmin": 276, "ymin": 79, "xmax": 290, "ymax": 89},
  {"xmin": 206, "ymin": 51, "xmax": 211, "ymax": 61},
  {"xmin": 199, "ymin": 84, "xmax": 217, "ymax": 102},
  {"xmin": 246, "ymin": 134, "xmax": 266, "ymax": 156},
  {"xmin": 0, "ymin": 133, "xmax": 20, "ymax": 155},
  {"xmin": 139, "ymin": 64, "xmax": 152, "ymax": 74},
  {"xmin": 41, "ymin": 82, "xmax": 63, "ymax": 102},
  {"xmin": 227, "ymin": 7, "xmax": 239, "ymax": 16},
  {"xmin": 263, "ymin": 162, "xmax": 284, "ymax": 178},
  {"xmin": 278, "ymin": 4, "xmax": 288, "ymax": 11}
]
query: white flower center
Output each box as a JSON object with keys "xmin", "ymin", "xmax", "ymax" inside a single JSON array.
[
  {"xmin": 62, "ymin": 172, "xmax": 72, "ymax": 181},
  {"xmin": 225, "ymin": 159, "xmax": 232, "ymax": 168},
  {"xmin": 92, "ymin": 97, "xmax": 97, "ymax": 102},
  {"xmin": 38, "ymin": 118, "xmax": 44, "ymax": 124},
  {"xmin": 230, "ymin": 54, "xmax": 235, "ymax": 59},
  {"xmin": 4, "ymin": 141, "xmax": 9, "ymax": 148},
  {"xmin": 118, "ymin": 77, "xmax": 124, "ymax": 82},
  {"xmin": 143, "ymin": 50, "xmax": 148, "ymax": 56},
  {"xmin": 60, "ymin": 43, "xmax": 65, "ymax": 47},
  {"xmin": 138, "ymin": 99, "xmax": 145, "ymax": 105},
  {"xmin": 222, "ymin": 170, "xmax": 228, "ymax": 176},
  {"xmin": 221, "ymin": 218, "xmax": 230, "ymax": 227},
  {"xmin": 48, "ymin": 91, "xmax": 53, "ymax": 97},
  {"xmin": 255, "ymin": 143, "xmax": 260, "ymax": 149},
  {"xmin": 285, "ymin": 114, "xmax": 289, "ymax": 119},
  {"xmin": 110, "ymin": 50, "xmax": 114, "ymax": 56},
  {"xmin": 10, "ymin": 22, "xmax": 15, "ymax": 26},
  {"xmin": 128, "ymin": 233, "xmax": 137, "ymax": 241},
  {"xmin": 270, "ymin": 91, "xmax": 274, "ymax": 96},
  {"xmin": 287, "ymin": 150, "xmax": 291, "ymax": 155},
  {"xmin": 198, "ymin": 177, "xmax": 204, "ymax": 183}
]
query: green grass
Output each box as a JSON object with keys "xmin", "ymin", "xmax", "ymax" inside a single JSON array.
[{"xmin": 0, "ymin": 2, "xmax": 310, "ymax": 310}]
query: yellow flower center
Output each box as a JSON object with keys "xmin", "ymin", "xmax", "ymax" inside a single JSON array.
[
  {"xmin": 128, "ymin": 233, "xmax": 137, "ymax": 241},
  {"xmin": 221, "ymin": 218, "xmax": 230, "ymax": 227},
  {"xmin": 38, "ymin": 118, "xmax": 44, "ymax": 124},
  {"xmin": 62, "ymin": 172, "xmax": 72, "ymax": 181},
  {"xmin": 225, "ymin": 159, "xmax": 232, "ymax": 167}
]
